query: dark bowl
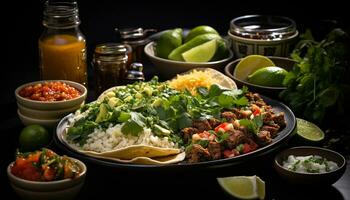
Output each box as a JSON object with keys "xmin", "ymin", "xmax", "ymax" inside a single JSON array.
[
  {"xmin": 274, "ymin": 146, "xmax": 346, "ymax": 185},
  {"xmin": 224, "ymin": 56, "xmax": 295, "ymax": 98}
]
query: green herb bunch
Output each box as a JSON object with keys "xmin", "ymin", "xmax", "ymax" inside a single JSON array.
[{"xmin": 280, "ymin": 28, "xmax": 350, "ymax": 124}]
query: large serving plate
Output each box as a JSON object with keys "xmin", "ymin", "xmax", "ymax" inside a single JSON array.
[{"xmin": 54, "ymin": 96, "xmax": 296, "ymax": 172}]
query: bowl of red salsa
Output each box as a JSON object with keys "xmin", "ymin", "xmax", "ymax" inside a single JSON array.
[
  {"xmin": 15, "ymin": 80, "xmax": 87, "ymax": 110},
  {"xmin": 7, "ymin": 148, "xmax": 87, "ymax": 200},
  {"xmin": 15, "ymin": 80, "xmax": 87, "ymax": 127}
]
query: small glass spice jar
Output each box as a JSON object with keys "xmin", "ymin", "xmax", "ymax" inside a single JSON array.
[{"xmin": 93, "ymin": 43, "xmax": 130, "ymax": 95}]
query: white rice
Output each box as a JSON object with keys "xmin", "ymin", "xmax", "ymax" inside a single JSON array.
[{"xmin": 68, "ymin": 123, "xmax": 177, "ymax": 153}]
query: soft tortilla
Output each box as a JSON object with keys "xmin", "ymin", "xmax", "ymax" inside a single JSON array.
[{"xmin": 59, "ymin": 115, "xmax": 184, "ymax": 165}]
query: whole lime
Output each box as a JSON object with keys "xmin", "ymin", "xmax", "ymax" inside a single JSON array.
[
  {"xmin": 19, "ymin": 125, "xmax": 50, "ymax": 152},
  {"xmin": 247, "ymin": 66, "xmax": 288, "ymax": 87}
]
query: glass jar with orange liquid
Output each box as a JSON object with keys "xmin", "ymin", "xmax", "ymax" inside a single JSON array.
[{"xmin": 39, "ymin": 1, "xmax": 87, "ymax": 86}]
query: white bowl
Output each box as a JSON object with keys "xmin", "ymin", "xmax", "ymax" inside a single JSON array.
[
  {"xmin": 17, "ymin": 109, "xmax": 61, "ymax": 128},
  {"xmin": 17, "ymin": 102, "xmax": 83, "ymax": 120},
  {"xmin": 7, "ymin": 157, "xmax": 87, "ymax": 200},
  {"xmin": 144, "ymin": 41, "xmax": 233, "ymax": 79},
  {"xmin": 15, "ymin": 80, "xmax": 87, "ymax": 110}
]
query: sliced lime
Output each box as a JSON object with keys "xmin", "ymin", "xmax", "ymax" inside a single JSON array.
[
  {"xmin": 185, "ymin": 25, "xmax": 219, "ymax": 43},
  {"xmin": 234, "ymin": 55, "xmax": 275, "ymax": 81},
  {"xmin": 217, "ymin": 175, "xmax": 265, "ymax": 200},
  {"xmin": 247, "ymin": 66, "xmax": 288, "ymax": 87},
  {"xmin": 296, "ymin": 118, "xmax": 325, "ymax": 142},
  {"xmin": 182, "ymin": 39, "xmax": 217, "ymax": 62}
]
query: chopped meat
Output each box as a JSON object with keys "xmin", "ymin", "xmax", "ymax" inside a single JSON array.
[
  {"xmin": 272, "ymin": 112, "xmax": 286, "ymax": 127},
  {"xmin": 256, "ymin": 130, "xmax": 272, "ymax": 145},
  {"xmin": 226, "ymin": 129, "xmax": 248, "ymax": 149},
  {"xmin": 263, "ymin": 111, "xmax": 273, "ymax": 123},
  {"xmin": 208, "ymin": 118, "xmax": 221, "ymax": 128},
  {"xmin": 208, "ymin": 141, "xmax": 222, "ymax": 160},
  {"xmin": 230, "ymin": 108, "xmax": 251, "ymax": 119},
  {"xmin": 255, "ymin": 100, "xmax": 267, "ymax": 107},
  {"xmin": 186, "ymin": 144, "xmax": 211, "ymax": 163},
  {"xmin": 180, "ymin": 127, "xmax": 199, "ymax": 143},
  {"xmin": 221, "ymin": 111, "xmax": 237, "ymax": 122},
  {"xmin": 192, "ymin": 120, "xmax": 212, "ymax": 132},
  {"xmin": 261, "ymin": 125, "xmax": 280, "ymax": 137}
]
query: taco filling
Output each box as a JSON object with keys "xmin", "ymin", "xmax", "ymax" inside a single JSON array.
[{"xmin": 65, "ymin": 70, "xmax": 285, "ymax": 164}]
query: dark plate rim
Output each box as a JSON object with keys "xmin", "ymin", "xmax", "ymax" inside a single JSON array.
[{"xmin": 54, "ymin": 96, "xmax": 296, "ymax": 169}]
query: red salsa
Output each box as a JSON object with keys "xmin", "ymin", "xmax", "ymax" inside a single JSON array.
[
  {"xmin": 11, "ymin": 148, "xmax": 81, "ymax": 181},
  {"xmin": 19, "ymin": 81, "xmax": 81, "ymax": 101}
]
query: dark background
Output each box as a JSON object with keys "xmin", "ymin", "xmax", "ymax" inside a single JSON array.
[{"xmin": 3, "ymin": 0, "xmax": 349, "ymax": 121}]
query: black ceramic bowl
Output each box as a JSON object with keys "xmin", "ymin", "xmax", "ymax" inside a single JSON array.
[
  {"xmin": 274, "ymin": 146, "xmax": 346, "ymax": 185},
  {"xmin": 224, "ymin": 56, "xmax": 295, "ymax": 98}
]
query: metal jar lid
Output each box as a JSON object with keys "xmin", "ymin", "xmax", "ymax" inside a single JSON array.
[
  {"xmin": 93, "ymin": 43, "xmax": 129, "ymax": 62},
  {"xmin": 230, "ymin": 15, "xmax": 297, "ymax": 40}
]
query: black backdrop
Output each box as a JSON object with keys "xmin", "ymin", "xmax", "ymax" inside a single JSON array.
[{"xmin": 3, "ymin": 0, "xmax": 349, "ymax": 120}]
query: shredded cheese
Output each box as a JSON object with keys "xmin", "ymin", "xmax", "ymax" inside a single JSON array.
[{"xmin": 168, "ymin": 70, "xmax": 220, "ymax": 95}]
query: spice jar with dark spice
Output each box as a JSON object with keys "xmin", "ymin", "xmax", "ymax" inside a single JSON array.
[{"xmin": 93, "ymin": 43, "xmax": 130, "ymax": 95}]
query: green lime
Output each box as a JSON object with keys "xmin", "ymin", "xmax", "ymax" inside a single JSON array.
[
  {"xmin": 234, "ymin": 55, "xmax": 275, "ymax": 80},
  {"xmin": 168, "ymin": 33, "xmax": 221, "ymax": 61},
  {"xmin": 210, "ymin": 38, "xmax": 229, "ymax": 61},
  {"xmin": 155, "ymin": 28, "xmax": 183, "ymax": 59},
  {"xmin": 185, "ymin": 25, "xmax": 219, "ymax": 43},
  {"xmin": 217, "ymin": 175, "xmax": 265, "ymax": 200},
  {"xmin": 247, "ymin": 66, "xmax": 288, "ymax": 87},
  {"xmin": 296, "ymin": 118, "xmax": 325, "ymax": 142},
  {"xmin": 19, "ymin": 124, "xmax": 50, "ymax": 152},
  {"xmin": 182, "ymin": 39, "xmax": 217, "ymax": 62}
]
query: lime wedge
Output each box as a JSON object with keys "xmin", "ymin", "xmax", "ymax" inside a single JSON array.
[
  {"xmin": 296, "ymin": 118, "xmax": 325, "ymax": 142},
  {"xmin": 182, "ymin": 39, "xmax": 217, "ymax": 62},
  {"xmin": 185, "ymin": 25, "xmax": 219, "ymax": 43},
  {"xmin": 234, "ymin": 55, "xmax": 275, "ymax": 80},
  {"xmin": 247, "ymin": 66, "xmax": 288, "ymax": 87},
  {"xmin": 217, "ymin": 175, "xmax": 265, "ymax": 200}
]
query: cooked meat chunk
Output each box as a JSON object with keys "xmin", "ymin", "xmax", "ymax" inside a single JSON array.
[
  {"xmin": 221, "ymin": 111, "xmax": 237, "ymax": 122},
  {"xmin": 230, "ymin": 108, "xmax": 251, "ymax": 119},
  {"xmin": 263, "ymin": 111, "xmax": 273, "ymax": 123},
  {"xmin": 256, "ymin": 130, "xmax": 272, "ymax": 145},
  {"xmin": 261, "ymin": 125, "xmax": 280, "ymax": 137},
  {"xmin": 208, "ymin": 118, "xmax": 221, "ymax": 128},
  {"xmin": 192, "ymin": 120, "xmax": 212, "ymax": 132},
  {"xmin": 186, "ymin": 144, "xmax": 211, "ymax": 163},
  {"xmin": 227, "ymin": 130, "xmax": 248, "ymax": 149},
  {"xmin": 272, "ymin": 112, "xmax": 286, "ymax": 127},
  {"xmin": 208, "ymin": 141, "xmax": 222, "ymax": 160},
  {"xmin": 180, "ymin": 127, "xmax": 199, "ymax": 143}
]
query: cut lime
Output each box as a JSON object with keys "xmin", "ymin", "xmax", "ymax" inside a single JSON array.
[
  {"xmin": 182, "ymin": 39, "xmax": 217, "ymax": 62},
  {"xmin": 234, "ymin": 55, "xmax": 275, "ymax": 81},
  {"xmin": 168, "ymin": 33, "xmax": 220, "ymax": 61},
  {"xmin": 296, "ymin": 118, "xmax": 325, "ymax": 142},
  {"xmin": 247, "ymin": 66, "xmax": 288, "ymax": 87},
  {"xmin": 217, "ymin": 175, "xmax": 265, "ymax": 200},
  {"xmin": 185, "ymin": 25, "xmax": 219, "ymax": 43}
]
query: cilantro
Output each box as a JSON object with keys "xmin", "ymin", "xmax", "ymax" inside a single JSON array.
[
  {"xmin": 121, "ymin": 112, "xmax": 146, "ymax": 136},
  {"xmin": 239, "ymin": 115, "xmax": 263, "ymax": 135}
]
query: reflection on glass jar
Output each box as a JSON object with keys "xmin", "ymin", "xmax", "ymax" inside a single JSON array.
[
  {"xmin": 93, "ymin": 43, "xmax": 130, "ymax": 95},
  {"xmin": 39, "ymin": 1, "xmax": 87, "ymax": 86}
]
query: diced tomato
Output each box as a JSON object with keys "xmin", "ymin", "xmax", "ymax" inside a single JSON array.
[
  {"xmin": 214, "ymin": 123, "xmax": 233, "ymax": 133},
  {"xmin": 27, "ymin": 151, "xmax": 41, "ymax": 163},
  {"xmin": 253, "ymin": 108, "xmax": 261, "ymax": 116},
  {"xmin": 242, "ymin": 142, "xmax": 258, "ymax": 154},
  {"xmin": 198, "ymin": 131, "xmax": 211, "ymax": 139},
  {"xmin": 43, "ymin": 167, "xmax": 56, "ymax": 181},
  {"xmin": 223, "ymin": 149, "xmax": 240, "ymax": 158}
]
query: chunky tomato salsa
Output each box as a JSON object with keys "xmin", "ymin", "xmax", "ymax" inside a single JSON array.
[
  {"xmin": 19, "ymin": 81, "xmax": 81, "ymax": 101},
  {"xmin": 11, "ymin": 148, "xmax": 81, "ymax": 181}
]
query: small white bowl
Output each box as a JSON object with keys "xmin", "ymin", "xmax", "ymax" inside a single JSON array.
[
  {"xmin": 15, "ymin": 80, "xmax": 87, "ymax": 110},
  {"xmin": 144, "ymin": 41, "xmax": 233, "ymax": 79},
  {"xmin": 17, "ymin": 102, "xmax": 83, "ymax": 120},
  {"xmin": 7, "ymin": 157, "xmax": 87, "ymax": 200},
  {"xmin": 17, "ymin": 109, "xmax": 61, "ymax": 128}
]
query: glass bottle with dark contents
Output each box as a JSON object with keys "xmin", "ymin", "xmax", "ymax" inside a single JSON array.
[{"xmin": 93, "ymin": 43, "xmax": 130, "ymax": 95}]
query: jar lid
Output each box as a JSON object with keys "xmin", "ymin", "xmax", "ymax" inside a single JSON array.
[
  {"xmin": 94, "ymin": 43, "xmax": 130, "ymax": 62},
  {"xmin": 230, "ymin": 15, "xmax": 297, "ymax": 40}
]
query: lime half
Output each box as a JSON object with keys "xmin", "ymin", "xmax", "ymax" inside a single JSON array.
[
  {"xmin": 296, "ymin": 118, "xmax": 325, "ymax": 142},
  {"xmin": 182, "ymin": 39, "xmax": 217, "ymax": 62},
  {"xmin": 217, "ymin": 175, "xmax": 265, "ymax": 200},
  {"xmin": 234, "ymin": 55, "xmax": 275, "ymax": 81}
]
